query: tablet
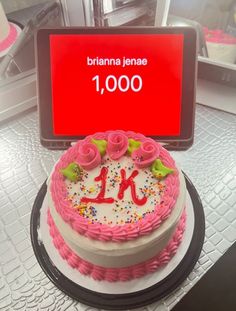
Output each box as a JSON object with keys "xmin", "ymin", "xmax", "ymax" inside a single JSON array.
[{"xmin": 36, "ymin": 27, "xmax": 197, "ymax": 149}]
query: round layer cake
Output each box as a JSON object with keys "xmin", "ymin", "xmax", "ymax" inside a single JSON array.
[{"xmin": 47, "ymin": 130, "xmax": 186, "ymax": 282}]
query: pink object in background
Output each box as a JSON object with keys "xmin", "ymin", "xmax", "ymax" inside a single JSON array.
[
  {"xmin": 204, "ymin": 27, "xmax": 236, "ymax": 64},
  {"xmin": 0, "ymin": 23, "xmax": 17, "ymax": 51},
  {"xmin": 0, "ymin": 3, "xmax": 20, "ymax": 56}
]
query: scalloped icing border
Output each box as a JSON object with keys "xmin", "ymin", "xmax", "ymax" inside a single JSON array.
[
  {"xmin": 47, "ymin": 208, "xmax": 186, "ymax": 282},
  {"xmin": 50, "ymin": 130, "xmax": 179, "ymax": 242}
]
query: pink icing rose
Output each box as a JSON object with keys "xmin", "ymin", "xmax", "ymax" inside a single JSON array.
[
  {"xmin": 132, "ymin": 139, "xmax": 160, "ymax": 168},
  {"xmin": 107, "ymin": 132, "xmax": 129, "ymax": 160},
  {"xmin": 76, "ymin": 143, "xmax": 101, "ymax": 170}
]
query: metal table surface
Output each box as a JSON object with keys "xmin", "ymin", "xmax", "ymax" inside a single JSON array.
[{"xmin": 0, "ymin": 104, "xmax": 236, "ymax": 311}]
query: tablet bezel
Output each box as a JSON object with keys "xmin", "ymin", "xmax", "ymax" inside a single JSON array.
[{"xmin": 36, "ymin": 27, "xmax": 197, "ymax": 149}]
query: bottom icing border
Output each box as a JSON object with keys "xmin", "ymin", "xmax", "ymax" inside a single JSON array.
[{"xmin": 47, "ymin": 209, "xmax": 186, "ymax": 282}]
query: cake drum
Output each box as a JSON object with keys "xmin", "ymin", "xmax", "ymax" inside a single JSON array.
[{"xmin": 31, "ymin": 173, "xmax": 205, "ymax": 310}]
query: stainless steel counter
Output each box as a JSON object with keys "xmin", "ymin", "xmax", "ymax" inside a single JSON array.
[{"xmin": 0, "ymin": 104, "xmax": 236, "ymax": 310}]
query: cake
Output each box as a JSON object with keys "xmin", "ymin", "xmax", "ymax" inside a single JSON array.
[
  {"xmin": 47, "ymin": 130, "xmax": 186, "ymax": 282},
  {"xmin": 204, "ymin": 28, "xmax": 236, "ymax": 64}
]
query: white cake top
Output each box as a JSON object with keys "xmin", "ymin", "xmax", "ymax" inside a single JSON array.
[{"xmin": 65, "ymin": 155, "xmax": 165, "ymax": 225}]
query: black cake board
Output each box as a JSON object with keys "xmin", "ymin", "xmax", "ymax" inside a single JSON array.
[{"xmin": 30, "ymin": 173, "xmax": 205, "ymax": 310}]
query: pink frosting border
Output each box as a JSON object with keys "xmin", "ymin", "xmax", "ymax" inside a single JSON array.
[
  {"xmin": 50, "ymin": 131, "xmax": 179, "ymax": 242},
  {"xmin": 48, "ymin": 208, "xmax": 186, "ymax": 282}
]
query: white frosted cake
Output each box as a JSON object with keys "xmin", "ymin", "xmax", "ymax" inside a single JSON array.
[{"xmin": 47, "ymin": 130, "xmax": 186, "ymax": 282}]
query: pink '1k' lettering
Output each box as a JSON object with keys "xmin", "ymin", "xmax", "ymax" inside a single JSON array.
[
  {"xmin": 117, "ymin": 169, "xmax": 147, "ymax": 206},
  {"xmin": 81, "ymin": 167, "xmax": 147, "ymax": 206},
  {"xmin": 81, "ymin": 167, "xmax": 115, "ymax": 204}
]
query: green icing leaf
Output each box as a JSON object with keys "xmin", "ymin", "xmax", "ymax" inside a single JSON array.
[
  {"xmin": 127, "ymin": 139, "xmax": 141, "ymax": 156},
  {"xmin": 60, "ymin": 162, "xmax": 82, "ymax": 182},
  {"xmin": 151, "ymin": 159, "xmax": 174, "ymax": 179},
  {"xmin": 91, "ymin": 138, "xmax": 107, "ymax": 157}
]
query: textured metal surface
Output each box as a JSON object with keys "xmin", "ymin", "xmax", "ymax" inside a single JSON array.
[{"xmin": 0, "ymin": 104, "xmax": 236, "ymax": 310}]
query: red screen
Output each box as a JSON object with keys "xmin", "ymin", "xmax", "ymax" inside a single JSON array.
[{"xmin": 50, "ymin": 34, "xmax": 183, "ymax": 136}]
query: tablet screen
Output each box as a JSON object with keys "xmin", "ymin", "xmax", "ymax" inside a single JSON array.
[
  {"xmin": 49, "ymin": 33, "xmax": 183, "ymax": 136},
  {"xmin": 36, "ymin": 27, "xmax": 197, "ymax": 148}
]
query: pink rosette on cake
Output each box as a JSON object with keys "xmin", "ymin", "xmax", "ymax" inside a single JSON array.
[
  {"xmin": 76, "ymin": 142, "xmax": 101, "ymax": 170},
  {"xmin": 132, "ymin": 139, "xmax": 160, "ymax": 168},
  {"xmin": 107, "ymin": 131, "xmax": 128, "ymax": 160}
]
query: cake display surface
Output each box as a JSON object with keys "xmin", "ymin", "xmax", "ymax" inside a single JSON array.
[{"xmin": 31, "ymin": 130, "xmax": 205, "ymax": 309}]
